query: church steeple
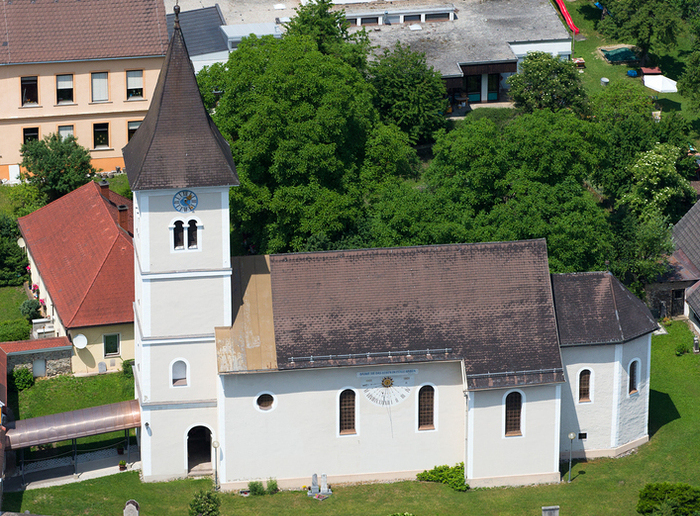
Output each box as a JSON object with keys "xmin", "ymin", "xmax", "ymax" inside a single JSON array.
[{"xmin": 123, "ymin": 5, "xmax": 238, "ymax": 191}]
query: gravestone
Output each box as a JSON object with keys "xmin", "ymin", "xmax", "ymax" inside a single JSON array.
[
  {"xmin": 542, "ymin": 506, "xmax": 559, "ymax": 516},
  {"xmin": 308, "ymin": 473, "xmax": 320, "ymax": 495},
  {"xmin": 320, "ymin": 473, "xmax": 332, "ymax": 495},
  {"xmin": 124, "ymin": 499, "xmax": 140, "ymax": 516}
]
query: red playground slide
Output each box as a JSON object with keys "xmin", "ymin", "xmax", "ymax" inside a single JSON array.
[{"xmin": 554, "ymin": 0, "xmax": 580, "ymax": 35}]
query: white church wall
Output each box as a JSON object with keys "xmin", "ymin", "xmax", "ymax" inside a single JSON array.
[
  {"xmin": 560, "ymin": 344, "xmax": 616, "ymax": 457},
  {"xmin": 219, "ymin": 362, "xmax": 465, "ymax": 488},
  {"xmin": 146, "ymin": 275, "xmax": 230, "ymax": 337},
  {"xmin": 140, "ymin": 404, "xmax": 219, "ymax": 481},
  {"xmin": 146, "ymin": 339, "xmax": 219, "ymax": 403},
  {"xmin": 138, "ymin": 188, "xmax": 230, "ymax": 274},
  {"xmin": 467, "ymin": 383, "xmax": 561, "ymax": 487},
  {"xmin": 616, "ymin": 335, "xmax": 651, "ymax": 449}
]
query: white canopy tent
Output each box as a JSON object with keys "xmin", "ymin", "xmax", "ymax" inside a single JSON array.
[{"xmin": 643, "ymin": 75, "xmax": 678, "ymax": 93}]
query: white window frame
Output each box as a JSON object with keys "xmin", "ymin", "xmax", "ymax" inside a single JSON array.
[
  {"xmin": 336, "ymin": 387, "xmax": 360, "ymax": 437},
  {"xmin": 58, "ymin": 125, "xmax": 74, "ymax": 140},
  {"xmin": 415, "ymin": 382, "xmax": 438, "ymax": 432},
  {"xmin": 103, "ymin": 333, "xmax": 121, "ymax": 357},
  {"xmin": 56, "ymin": 74, "xmax": 74, "ymax": 104},
  {"xmin": 91, "ymin": 72, "xmax": 109, "ymax": 102},
  {"xmin": 502, "ymin": 389, "xmax": 526, "ymax": 439},
  {"xmin": 169, "ymin": 358, "xmax": 189, "ymax": 388},
  {"xmin": 126, "ymin": 70, "xmax": 144, "ymax": 100}
]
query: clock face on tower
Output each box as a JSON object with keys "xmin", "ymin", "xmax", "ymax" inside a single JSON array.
[
  {"xmin": 173, "ymin": 190, "xmax": 198, "ymax": 213},
  {"xmin": 360, "ymin": 370, "xmax": 416, "ymax": 407}
]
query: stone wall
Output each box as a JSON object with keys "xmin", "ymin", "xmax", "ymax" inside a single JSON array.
[
  {"xmin": 646, "ymin": 280, "xmax": 696, "ymax": 318},
  {"xmin": 8, "ymin": 349, "xmax": 72, "ymax": 377}
]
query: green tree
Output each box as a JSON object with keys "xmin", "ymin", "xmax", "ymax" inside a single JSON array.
[
  {"xmin": 678, "ymin": 51, "xmax": 700, "ymax": 113},
  {"xmin": 0, "ymin": 214, "xmax": 29, "ymax": 287},
  {"xmin": 206, "ymin": 35, "xmax": 377, "ymax": 254},
  {"xmin": 20, "ymin": 133, "xmax": 97, "ymax": 202},
  {"xmin": 599, "ymin": 0, "xmax": 682, "ymax": 64},
  {"xmin": 284, "ymin": 0, "xmax": 370, "ymax": 71},
  {"xmin": 196, "ymin": 61, "xmax": 227, "ymax": 112},
  {"xmin": 506, "ymin": 52, "xmax": 588, "ymax": 115},
  {"xmin": 618, "ymin": 143, "xmax": 696, "ymax": 223},
  {"xmin": 369, "ymin": 42, "xmax": 448, "ymax": 143}
]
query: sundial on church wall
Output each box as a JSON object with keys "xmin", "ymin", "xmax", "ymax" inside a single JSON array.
[{"xmin": 359, "ymin": 369, "xmax": 417, "ymax": 407}]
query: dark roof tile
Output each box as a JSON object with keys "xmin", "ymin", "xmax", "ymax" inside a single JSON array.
[
  {"xmin": 166, "ymin": 5, "xmax": 228, "ymax": 57},
  {"xmin": 124, "ymin": 9, "xmax": 238, "ymax": 191}
]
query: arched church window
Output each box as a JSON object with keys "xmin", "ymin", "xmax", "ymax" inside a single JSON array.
[
  {"xmin": 629, "ymin": 360, "xmax": 639, "ymax": 395},
  {"xmin": 579, "ymin": 369, "xmax": 591, "ymax": 402},
  {"xmin": 418, "ymin": 385, "xmax": 435, "ymax": 430},
  {"xmin": 339, "ymin": 389, "xmax": 356, "ymax": 435},
  {"xmin": 505, "ymin": 391, "xmax": 522, "ymax": 436},
  {"xmin": 172, "ymin": 360, "xmax": 187, "ymax": 386},
  {"xmin": 174, "ymin": 221, "xmax": 184, "ymax": 249},
  {"xmin": 187, "ymin": 220, "xmax": 198, "ymax": 248}
]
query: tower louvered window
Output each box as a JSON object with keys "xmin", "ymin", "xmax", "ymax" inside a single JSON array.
[
  {"xmin": 418, "ymin": 385, "xmax": 435, "ymax": 430},
  {"xmin": 339, "ymin": 389, "xmax": 356, "ymax": 434}
]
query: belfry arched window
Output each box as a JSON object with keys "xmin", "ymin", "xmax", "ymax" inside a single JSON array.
[{"xmin": 170, "ymin": 217, "xmax": 202, "ymax": 252}]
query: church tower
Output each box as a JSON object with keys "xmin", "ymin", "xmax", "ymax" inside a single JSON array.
[{"xmin": 123, "ymin": 6, "xmax": 238, "ymax": 481}]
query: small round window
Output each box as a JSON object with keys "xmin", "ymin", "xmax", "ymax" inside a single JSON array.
[{"xmin": 257, "ymin": 393, "xmax": 274, "ymax": 410}]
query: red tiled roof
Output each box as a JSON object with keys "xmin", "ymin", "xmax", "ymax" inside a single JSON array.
[
  {"xmin": 0, "ymin": 0, "xmax": 167, "ymax": 65},
  {"xmin": 17, "ymin": 182, "xmax": 134, "ymax": 329},
  {"xmin": 0, "ymin": 337, "xmax": 71, "ymax": 354}
]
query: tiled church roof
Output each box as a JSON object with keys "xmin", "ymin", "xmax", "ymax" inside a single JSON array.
[
  {"xmin": 124, "ymin": 6, "xmax": 238, "ymax": 191},
  {"xmin": 552, "ymin": 272, "xmax": 657, "ymax": 346},
  {"xmin": 269, "ymin": 239, "xmax": 565, "ymax": 390}
]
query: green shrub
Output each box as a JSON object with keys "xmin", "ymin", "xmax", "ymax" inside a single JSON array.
[
  {"xmin": 637, "ymin": 482, "xmax": 700, "ymax": 515},
  {"xmin": 188, "ymin": 488, "xmax": 220, "ymax": 516},
  {"xmin": 266, "ymin": 477, "xmax": 279, "ymax": 495},
  {"xmin": 0, "ymin": 318, "xmax": 31, "ymax": 341},
  {"xmin": 676, "ymin": 342, "xmax": 690, "ymax": 356},
  {"xmin": 121, "ymin": 359, "xmax": 134, "ymax": 379},
  {"xmin": 248, "ymin": 480, "xmax": 265, "ymax": 496},
  {"xmin": 416, "ymin": 462, "xmax": 468, "ymax": 491},
  {"xmin": 19, "ymin": 299, "xmax": 41, "ymax": 321},
  {"xmin": 9, "ymin": 367, "xmax": 35, "ymax": 391}
]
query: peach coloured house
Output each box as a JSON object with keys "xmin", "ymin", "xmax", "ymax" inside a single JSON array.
[{"xmin": 0, "ymin": 0, "xmax": 168, "ymax": 182}]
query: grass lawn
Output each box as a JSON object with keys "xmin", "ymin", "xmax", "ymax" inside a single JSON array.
[
  {"xmin": 3, "ymin": 320, "xmax": 699, "ymax": 515},
  {"xmin": 565, "ymin": 0, "xmax": 700, "ymax": 145},
  {"xmin": 0, "ymin": 286, "xmax": 27, "ymax": 323}
]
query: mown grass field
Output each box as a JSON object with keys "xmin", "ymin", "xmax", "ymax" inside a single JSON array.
[
  {"xmin": 0, "ymin": 286, "xmax": 26, "ymax": 323},
  {"xmin": 2, "ymin": 321, "xmax": 698, "ymax": 515}
]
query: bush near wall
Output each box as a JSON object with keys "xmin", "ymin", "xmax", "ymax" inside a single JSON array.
[{"xmin": 637, "ymin": 482, "xmax": 700, "ymax": 515}]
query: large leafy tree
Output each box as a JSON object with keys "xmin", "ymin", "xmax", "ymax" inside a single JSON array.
[
  {"xmin": 20, "ymin": 134, "xmax": 96, "ymax": 202},
  {"xmin": 368, "ymin": 42, "xmax": 448, "ymax": 143},
  {"xmin": 506, "ymin": 51, "xmax": 589, "ymax": 116},
  {"xmin": 678, "ymin": 51, "xmax": 700, "ymax": 113},
  {"xmin": 201, "ymin": 35, "xmax": 410, "ymax": 254},
  {"xmin": 0, "ymin": 214, "xmax": 28, "ymax": 287},
  {"xmin": 599, "ymin": 0, "xmax": 682, "ymax": 64},
  {"xmin": 284, "ymin": 0, "xmax": 370, "ymax": 71}
]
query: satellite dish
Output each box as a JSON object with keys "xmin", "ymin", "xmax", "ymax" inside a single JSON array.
[{"xmin": 73, "ymin": 334, "xmax": 88, "ymax": 349}]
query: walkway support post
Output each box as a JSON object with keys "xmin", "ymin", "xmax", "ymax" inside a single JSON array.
[
  {"xmin": 73, "ymin": 438, "xmax": 77, "ymax": 475},
  {"xmin": 126, "ymin": 429, "xmax": 131, "ymax": 464}
]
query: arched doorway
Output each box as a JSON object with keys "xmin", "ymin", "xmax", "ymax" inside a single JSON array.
[{"xmin": 187, "ymin": 426, "xmax": 212, "ymax": 475}]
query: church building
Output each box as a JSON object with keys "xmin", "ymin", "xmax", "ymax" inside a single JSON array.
[{"xmin": 123, "ymin": 8, "xmax": 657, "ymax": 489}]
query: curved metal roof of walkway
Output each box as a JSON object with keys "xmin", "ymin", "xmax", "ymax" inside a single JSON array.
[{"xmin": 5, "ymin": 400, "xmax": 140, "ymax": 450}]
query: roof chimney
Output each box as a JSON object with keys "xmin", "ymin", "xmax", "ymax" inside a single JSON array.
[
  {"xmin": 99, "ymin": 179, "xmax": 110, "ymax": 201},
  {"xmin": 118, "ymin": 205, "xmax": 129, "ymax": 231}
]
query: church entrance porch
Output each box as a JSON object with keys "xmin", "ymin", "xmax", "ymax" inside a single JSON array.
[{"xmin": 187, "ymin": 426, "xmax": 212, "ymax": 476}]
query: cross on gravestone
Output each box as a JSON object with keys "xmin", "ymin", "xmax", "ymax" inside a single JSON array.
[
  {"xmin": 124, "ymin": 499, "xmax": 140, "ymax": 516},
  {"xmin": 320, "ymin": 473, "xmax": 332, "ymax": 495},
  {"xmin": 309, "ymin": 473, "xmax": 320, "ymax": 495},
  {"xmin": 98, "ymin": 362, "xmax": 107, "ymax": 374}
]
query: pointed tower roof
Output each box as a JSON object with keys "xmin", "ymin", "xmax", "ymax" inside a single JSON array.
[{"xmin": 123, "ymin": 5, "xmax": 238, "ymax": 191}]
